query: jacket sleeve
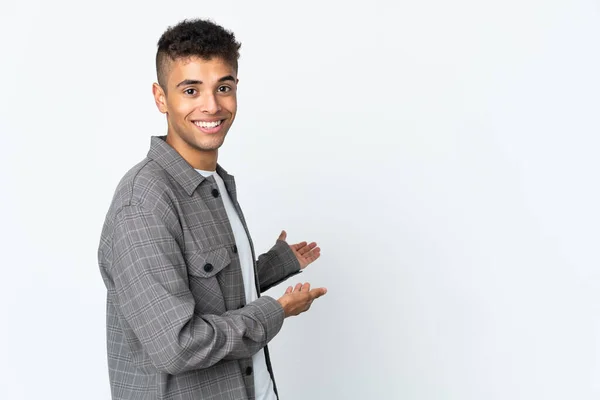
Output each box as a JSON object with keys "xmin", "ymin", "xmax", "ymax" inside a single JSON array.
[
  {"xmin": 109, "ymin": 204, "xmax": 284, "ymax": 375},
  {"xmin": 256, "ymin": 239, "xmax": 302, "ymax": 293}
]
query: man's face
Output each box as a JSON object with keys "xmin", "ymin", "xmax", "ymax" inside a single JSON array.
[{"xmin": 153, "ymin": 56, "xmax": 238, "ymax": 160}]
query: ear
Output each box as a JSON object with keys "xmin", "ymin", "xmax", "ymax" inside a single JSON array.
[{"xmin": 152, "ymin": 83, "xmax": 168, "ymax": 114}]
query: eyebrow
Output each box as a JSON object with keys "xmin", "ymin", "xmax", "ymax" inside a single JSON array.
[{"xmin": 176, "ymin": 75, "xmax": 236, "ymax": 87}]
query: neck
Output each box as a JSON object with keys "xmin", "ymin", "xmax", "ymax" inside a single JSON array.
[{"xmin": 165, "ymin": 133, "xmax": 218, "ymax": 171}]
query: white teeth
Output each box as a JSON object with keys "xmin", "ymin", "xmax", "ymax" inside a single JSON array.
[{"xmin": 195, "ymin": 120, "xmax": 222, "ymax": 128}]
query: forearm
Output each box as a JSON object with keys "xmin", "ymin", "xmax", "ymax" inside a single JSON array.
[{"xmin": 125, "ymin": 295, "xmax": 284, "ymax": 375}]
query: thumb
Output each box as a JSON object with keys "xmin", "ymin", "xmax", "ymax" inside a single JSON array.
[
  {"xmin": 309, "ymin": 287, "xmax": 328, "ymax": 300},
  {"xmin": 278, "ymin": 230, "xmax": 287, "ymax": 241}
]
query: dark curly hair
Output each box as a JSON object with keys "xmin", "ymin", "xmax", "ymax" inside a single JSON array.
[{"xmin": 156, "ymin": 19, "xmax": 241, "ymax": 91}]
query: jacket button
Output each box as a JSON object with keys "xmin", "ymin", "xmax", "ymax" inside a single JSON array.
[
  {"xmin": 203, "ymin": 263, "xmax": 214, "ymax": 273},
  {"xmin": 233, "ymin": 245, "xmax": 238, "ymax": 253},
  {"xmin": 245, "ymin": 366, "xmax": 253, "ymax": 376},
  {"xmin": 211, "ymin": 189, "xmax": 219, "ymax": 198}
]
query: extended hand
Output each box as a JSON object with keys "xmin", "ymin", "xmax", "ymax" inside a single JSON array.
[
  {"xmin": 277, "ymin": 282, "xmax": 327, "ymax": 318},
  {"xmin": 278, "ymin": 230, "xmax": 321, "ymax": 270}
]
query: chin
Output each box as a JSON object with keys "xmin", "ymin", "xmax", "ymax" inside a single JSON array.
[{"xmin": 195, "ymin": 138, "xmax": 226, "ymax": 152}]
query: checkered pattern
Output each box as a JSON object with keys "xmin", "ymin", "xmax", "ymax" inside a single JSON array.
[{"xmin": 98, "ymin": 136, "xmax": 301, "ymax": 400}]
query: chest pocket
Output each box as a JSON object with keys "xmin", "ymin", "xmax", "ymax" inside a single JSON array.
[{"xmin": 186, "ymin": 247, "xmax": 231, "ymax": 314}]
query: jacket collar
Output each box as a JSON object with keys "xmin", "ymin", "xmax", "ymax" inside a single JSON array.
[{"xmin": 147, "ymin": 136, "xmax": 233, "ymax": 196}]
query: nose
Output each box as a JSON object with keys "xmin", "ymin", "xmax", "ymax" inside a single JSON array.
[{"xmin": 201, "ymin": 92, "xmax": 221, "ymax": 114}]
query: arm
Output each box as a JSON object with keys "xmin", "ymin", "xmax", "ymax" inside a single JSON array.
[
  {"xmin": 110, "ymin": 204, "xmax": 284, "ymax": 375},
  {"xmin": 256, "ymin": 239, "xmax": 302, "ymax": 293}
]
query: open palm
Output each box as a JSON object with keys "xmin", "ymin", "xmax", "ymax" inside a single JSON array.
[{"xmin": 278, "ymin": 230, "xmax": 321, "ymax": 270}]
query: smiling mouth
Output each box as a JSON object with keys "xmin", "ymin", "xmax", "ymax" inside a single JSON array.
[{"xmin": 193, "ymin": 120, "xmax": 224, "ymax": 128}]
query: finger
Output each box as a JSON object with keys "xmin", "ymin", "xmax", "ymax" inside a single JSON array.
[
  {"xmin": 302, "ymin": 282, "xmax": 311, "ymax": 292},
  {"xmin": 298, "ymin": 242, "xmax": 316, "ymax": 255},
  {"xmin": 278, "ymin": 230, "xmax": 287, "ymax": 241},
  {"xmin": 294, "ymin": 283, "xmax": 303, "ymax": 292},
  {"xmin": 304, "ymin": 247, "xmax": 321, "ymax": 261},
  {"xmin": 290, "ymin": 241, "xmax": 306, "ymax": 252},
  {"xmin": 294, "ymin": 241, "xmax": 308, "ymax": 252},
  {"xmin": 290, "ymin": 244, "xmax": 301, "ymax": 252},
  {"xmin": 285, "ymin": 286, "xmax": 293, "ymax": 294}
]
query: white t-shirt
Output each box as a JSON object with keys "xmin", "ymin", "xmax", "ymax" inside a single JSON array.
[{"xmin": 196, "ymin": 169, "xmax": 276, "ymax": 400}]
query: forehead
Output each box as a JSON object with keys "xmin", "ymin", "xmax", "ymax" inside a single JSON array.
[{"xmin": 166, "ymin": 56, "xmax": 237, "ymax": 86}]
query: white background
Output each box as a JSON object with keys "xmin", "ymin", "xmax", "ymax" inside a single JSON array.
[{"xmin": 1, "ymin": 0, "xmax": 599, "ymax": 399}]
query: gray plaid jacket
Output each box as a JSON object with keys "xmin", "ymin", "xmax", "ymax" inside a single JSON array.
[{"xmin": 98, "ymin": 136, "xmax": 301, "ymax": 399}]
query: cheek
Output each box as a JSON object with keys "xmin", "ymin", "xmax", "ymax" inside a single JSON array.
[
  {"xmin": 170, "ymin": 99, "xmax": 196, "ymax": 119},
  {"xmin": 223, "ymin": 97, "xmax": 237, "ymax": 116}
]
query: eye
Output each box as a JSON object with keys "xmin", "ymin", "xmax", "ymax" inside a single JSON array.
[
  {"xmin": 218, "ymin": 85, "xmax": 232, "ymax": 93},
  {"xmin": 184, "ymin": 88, "xmax": 197, "ymax": 95}
]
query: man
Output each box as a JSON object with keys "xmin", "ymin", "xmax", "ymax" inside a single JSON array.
[{"xmin": 98, "ymin": 18, "xmax": 327, "ymax": 400}]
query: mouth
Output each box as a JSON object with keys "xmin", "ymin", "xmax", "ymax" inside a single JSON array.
[{"xmin": 192, "ymin": 119, "xmax": 226, "ymax": 134}]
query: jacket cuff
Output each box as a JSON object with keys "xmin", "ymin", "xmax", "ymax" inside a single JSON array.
[
  {"xmin": 260, "ymin": 240, "xmax": 302, "ymax": 292},
  {"xmin": 246, "ymin": 296, "xmax": 285, "ymax": 343},
  {"xmin": 273, "ymin": 239, "xmax": 302, "ymax": 276}
]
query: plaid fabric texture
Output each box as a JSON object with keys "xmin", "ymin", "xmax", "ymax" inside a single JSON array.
[{"xmin": 98, "ymin": 136, "xmax": 301, "ymax": 399}]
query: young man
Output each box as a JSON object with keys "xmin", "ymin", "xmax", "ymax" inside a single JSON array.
[{"xmin": 98, "ymin": 19, "xmax": 327, "ymax": 400}]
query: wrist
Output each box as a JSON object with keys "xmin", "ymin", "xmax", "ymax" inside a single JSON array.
[{"xmin": 277, "ymin": 297, "xmax": 290, "ymax": 318}]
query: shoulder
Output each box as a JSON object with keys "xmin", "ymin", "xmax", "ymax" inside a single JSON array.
[{"xmin": 109, "ymin": 157, "xmax": 182, "ymax": 217}]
